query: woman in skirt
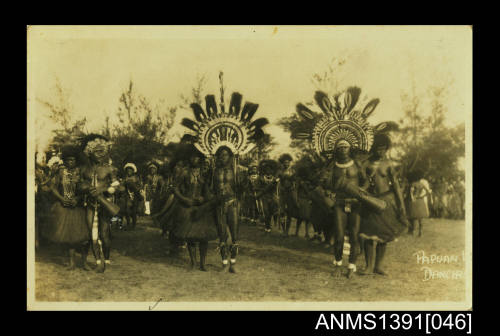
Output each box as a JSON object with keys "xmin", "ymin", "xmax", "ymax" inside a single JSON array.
[
  {"xmin": 43, "ymin": 145, "xmax": 90, "ymax": 270},
  {"xmin": 407, "ymin": 171, "xmax": 432, "ymax": 237}
]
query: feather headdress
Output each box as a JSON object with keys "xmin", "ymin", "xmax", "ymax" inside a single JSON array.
[
  {"xmin": 291, "ymin": 87, "xmax": 380, "ymax": 156},
  {"xmin": 181, "ymin": 74, "xmax": 269, "ymax": 157}
]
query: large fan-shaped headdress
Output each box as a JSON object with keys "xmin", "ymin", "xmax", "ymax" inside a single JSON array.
[
  {"xmin": 181, "ymin": 79, "xmax": 269, "ymax": 157},
  {"xmin": 291, "ymin": 87, "xmax": 380, "ymax": 156},
  {"xmin": 181, "ymin": 72, "xmax": 269, "ymax": 156}
]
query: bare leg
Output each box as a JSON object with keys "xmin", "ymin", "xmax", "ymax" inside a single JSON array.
[
  {"xmin": 359, "ymin": 240, "xmax": 376, "ymax": 275},
  {"xmin": 187, "ymin": 240, "xmax": 196, "ymax": 269},
  {"xmin": 265, "ymin": 215, "xmax": 272, "ymax": 233},
  {"xmin": 199, "ymin": 240, "xmax": 208, "ymax": 272},
  {"xmin": 374, "ymin": 242, "xmax": 388, "ymax": 275},
  {"xmin": 80, "ymin": 242, "xmax": 92, "ymax": 271},
  {"xmin": 283, "ymin": 216, "xmax": 292, "ymax": 237},
  {"xmin": 332, "ymin": 206, "xmax": 346, "ymax": 278},
  {"xmin": 131, "ymin": 210, "xmax": 138, "ymax": 230},
  {"xmin": 418, "ymin": 219, "xmax": 423, "ymax": 237},
  {"xmin": 228, "ymin": 206, "xmax": 239, "ymax": 274},
  {"xmin": 408, "ymin": 219, "xmax": 416, "ymax": 235},
  {"xmin": 346, "ymin": 211, "xmax": 361, "ymax": 279},
  {"xmin": 67, "ymin": 247, "xmax": 76, "ymax": 270},
  {"xmin": 294, "ymin": 219, "xmax": 302, "ymax": 236},
  {"xmin": 86, "ymin": 207, "xmax": 105, "ymax": 273},
  {"xmin": 100, "ymin": 215, "xmax": 112, "ymax": 265},
  {"xmin": 305, "ymin": 221, "xmax": 311, "ymax": 239}
]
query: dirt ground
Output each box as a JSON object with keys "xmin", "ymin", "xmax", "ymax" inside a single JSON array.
[{"xmin": 34, "ymin": 217, "xmax": 466, "ymax": 303}]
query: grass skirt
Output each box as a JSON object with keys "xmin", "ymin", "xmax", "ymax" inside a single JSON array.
[
  {"xmin": 407, "ymin": 198, "xmax": 429, "ymax": 219},
  {"xmin": 261, "ymin": 195, "xmax": 279, "ymax": 219},
  {"xmin": 168, "ymin": 201, "xmax": 218, "ymax": 241},
  {"xmin": 43, "ymin": 202, "xmax": 90, "ymax": 244},
  {"xmin": 360, "ymin": 193, "xmax": 407, "ymax": 243}
]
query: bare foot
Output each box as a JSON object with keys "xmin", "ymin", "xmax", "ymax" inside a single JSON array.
[
  {"xmin": 95, "ymin": 263, "xmax": 105, "ymax": 273},
  {"xmin": 359, "ymin": 267, "xmax": 375, "ymax": 275},
  {"xmin": 82, "ymin": 262, "xmax": 92, "ymax": 271},
  {"xmin": 374, "ymin": 268, "xmax": 388, "ymax": 276},
  {"xmin": 332, "ymin": 266, "xmax": 343, "ymax": 278}
]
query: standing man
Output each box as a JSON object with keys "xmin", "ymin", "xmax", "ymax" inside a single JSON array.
[
  {"xmin": 211, "ymin": 147, "xmax": 242, "ymax": 272},
  {"xmin": 328, "ymin": 139, "xmax": 368, "ymax": 278},
  {"xmin": 289, "ymin": 87, "xmax": 385, "ymax": 278},
  {"xmin": 78, "ymin": 134, "xmax": 121, "ymax": 273},
  {"xmin": 179, "ymin": 77, "xmax": 269, "ymax": 274}
]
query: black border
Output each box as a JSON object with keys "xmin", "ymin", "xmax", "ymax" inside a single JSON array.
[{"xmin": 22, "ymin": 25, "xmax": 482, "ymax": 334}]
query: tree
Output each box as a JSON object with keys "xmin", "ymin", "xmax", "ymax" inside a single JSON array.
[
  {"xmin": 394, "ymin": 80, "xmax": 465, "ymax": 187},
  {"xmin": 36, "ymin": 77, "xmax": 87, "ymax": 160},
  {"xmin": 108, "ymin": 80, "xmax": 177, "ymax": 176},
  {"xmin": 179, "ymin": 73, "xmax": 208, "ymax": 108}
]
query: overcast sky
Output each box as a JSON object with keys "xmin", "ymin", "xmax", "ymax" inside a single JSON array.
[{"xmin": 28, "ymin": 26, "xmax": 472, "ymax": 157}]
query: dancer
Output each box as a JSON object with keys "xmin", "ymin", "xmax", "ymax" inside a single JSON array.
[
  {"xmin": 168, "ymin": 144, "xmax": 217, "ymax": 271},
  {"xmin": 43, "ymin": 145, "xmax": 89, "ymax": 270},
  {"xmin": 180, "ymin": 74, "xmax": 269, "ymax": 273},
  {"xmin": 290, "ymin": 87, "xmax": 384, "ymax": 278},
  {"xmin": 79, "ymin": 134, "xmax": 121, "ymax": 273},
  {"xmin": 358, "ymin": 129, "xmax": 409, "ymax": 275}
]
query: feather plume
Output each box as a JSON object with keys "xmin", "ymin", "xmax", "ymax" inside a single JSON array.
[
  {"xmin": 241, "ymin": 103, "xmax": 259, "ymax": 122},
  {"xmin": 205, "ymin": 95, "xmax": 218, "ymax": 117},
  {"xmin": 190, "ymin": 103, "xmax": 206, "ymax": 122},
  {"xmin": 374, "ymin": 121, "xmax": 399, "ymax": 134},
  {"xmin": 248, "ymin": 128, "xmax": 264, "ymax": 141},
  {"xmin": 362, "ymin": 98, "xmax": 380, "ymax": 118},
  {"xmin": 345, "ymin": 87, "xmax": 361, "ymax": 113},
  {"xmin": 249, "ymin": 117, "xmax": 269, "ymax": 131},
  {"xmin": 296, "ymin": 103, "xmax": 315, "ymax": 120},
  {"xmin": 314, "ymin": 91, "xmax": 334, "ymax": 115},
  {"xmin": 181, "ymin": 118, "xmax": 199, "ymax": 132},
  {"xmin": 228, "ymin": 92, "xmax": 243, "ymax": 118}
]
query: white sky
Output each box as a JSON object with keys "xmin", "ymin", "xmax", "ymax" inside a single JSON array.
[{"xmin": 28, "ymin": 26, "xmax": 472, "ymax": 157}]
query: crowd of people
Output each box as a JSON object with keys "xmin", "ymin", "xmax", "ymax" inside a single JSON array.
[
  {"xmin": 34, "ymin": 132, "xmax": 462, "ymax": 278},
  {"xmin": 33, "ymin": 85, "xmax": 464, "ymax": 280}
]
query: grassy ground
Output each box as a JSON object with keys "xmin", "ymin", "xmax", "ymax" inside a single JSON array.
[{"xmin": 35, "ymin": 217, "xmax": 466, "ymax": 302}]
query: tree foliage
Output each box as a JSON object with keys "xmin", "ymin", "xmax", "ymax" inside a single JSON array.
[
  {"xmin": 108, "ymin": 80, "xmax": 177, "ymax": 177},
  {"xmin": 36, "ymin": 77, "xmax": 87, "ymax": 158},
  {"xmin": 394, "ymin": 84, "xmax": 465, "ymax": 186}
]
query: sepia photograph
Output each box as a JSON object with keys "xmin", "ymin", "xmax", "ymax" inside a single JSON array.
[{"xmin": 27, "ymin": 25, "xmax": 472, "ymax": 311}]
